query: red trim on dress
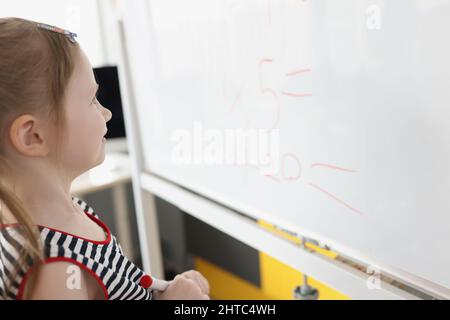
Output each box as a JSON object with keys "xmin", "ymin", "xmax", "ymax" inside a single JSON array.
[
  {"xmin": 17, "ymin": 256, "xmax": 109, "ymax": 300},
  {"xmin": 39, "ymin": 211, "xmax": 112, "ymax": 245},
  {"xmin": 0, "ymin": 222, "xmax": 21, "ymax": 229}
]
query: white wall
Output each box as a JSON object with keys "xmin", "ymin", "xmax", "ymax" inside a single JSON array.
[{"xmin": 0, "ymin": 0, "xmax": 106, "ymax": 67}]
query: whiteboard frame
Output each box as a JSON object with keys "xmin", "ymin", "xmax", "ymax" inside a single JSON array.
[{"xmin": 141, "ymin": 172, "xmax": 422, "ymax": 300}]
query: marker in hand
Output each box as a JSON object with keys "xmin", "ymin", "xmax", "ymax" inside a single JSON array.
[{"xmin": 139, "ymin": 274, "xmax": 171, "ymax": 291}]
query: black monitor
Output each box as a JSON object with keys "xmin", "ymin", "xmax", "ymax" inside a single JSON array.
[{"xmin": 93, "ymin": 66, "xmax": 127, "ymax": 151}]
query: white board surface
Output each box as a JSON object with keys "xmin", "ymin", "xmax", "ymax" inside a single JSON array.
[{"xmin": 121, "ymin": 0, "xmax": 450, "ymax": 291}]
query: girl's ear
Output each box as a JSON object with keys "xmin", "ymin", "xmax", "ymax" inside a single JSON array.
[{"xmin": 9, "ymin": 114, "xmax": 51, "ymax": 157}]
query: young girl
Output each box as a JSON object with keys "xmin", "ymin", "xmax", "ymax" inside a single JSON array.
[{"xmin": 0, "ymin": 17, "xmax": 210, "ymax": 300}]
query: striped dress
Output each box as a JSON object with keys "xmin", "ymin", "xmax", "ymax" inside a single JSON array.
[{"xmin": 0, "ymin": 196, "xmax": 153, "ymax": 300}]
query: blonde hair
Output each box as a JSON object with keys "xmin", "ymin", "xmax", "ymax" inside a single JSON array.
[{"xmin": 0, "ymin": 17, "xmax": 79, "ymax": 299}]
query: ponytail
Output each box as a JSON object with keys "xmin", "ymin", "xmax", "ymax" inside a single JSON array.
[{"xmin": 0, "ymin": 157, "xmax": 43, "ymax": 299}]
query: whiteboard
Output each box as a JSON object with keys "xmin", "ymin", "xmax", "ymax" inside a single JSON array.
[{"xmin": 122, "ymin": 0, "xmax": 450, "ymax": 290}]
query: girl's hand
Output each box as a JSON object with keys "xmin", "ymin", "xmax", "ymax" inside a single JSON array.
[
  {"xmin": 180, "ymin": 270, "xmax": 210, "ymax": 296},
  {"xmin": 152, "ymin": 270, "xmax": 210, "ymax": 300}
]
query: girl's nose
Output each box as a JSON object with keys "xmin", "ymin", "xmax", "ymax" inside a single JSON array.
[{"xmin": 103, "ymin": 106, "xmax": 112, "ymax": 122}]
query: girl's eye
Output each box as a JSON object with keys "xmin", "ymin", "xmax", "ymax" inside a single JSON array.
[{"xmin": 92, "ymin": 95, "xmax": 99, "ymax": 105}]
